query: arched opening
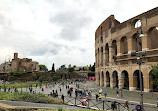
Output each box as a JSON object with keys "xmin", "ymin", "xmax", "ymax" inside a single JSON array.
[
  {"xmin": 132, "ymin": 33, "xmax": 142, "ymax": 52},
  {"xmin": 122, "ymin": 70, "xmax": 129, "ymax": 89},
  {"xmin": 112, "ymin": 71, "xmax": 119, "ymax": 88},
  {"xmin": 105, "ymin": 43, "xmax": 109, "ymax": 65},
  {"xmin": 149, "ymin": 70, "xmax": 158, "ymax": 92},
  {"xmin": 112, "ymin": 40, "xmax": 117, "ymax": 61},
  {"xmin": 106, "ymin": 71, "xmax": 110, "ymax": 87},
  {"xmin": 133, "ymin": 70, "xmax": 144, "ymax": 91},
  {"xmin": 120, "ymin": 36, "xmax": 128, "ymax": 54},
  {"xmin": 98, "ymin": 72, "xmax": 100, "ymax": 86},
  {"xmin": 98, "ymin": 48, "xmax": 99, "ymax": 67},
  {"xmin": 101, "ymin": 71, "xmax": 104, "ymax": 86},
  {"xmin": 101, "ymin": 47, "xmax": 103, "ymax": 66},
  {"xmin": 148, "ymin": 27, "xmax": 158, "ymax": 49}
]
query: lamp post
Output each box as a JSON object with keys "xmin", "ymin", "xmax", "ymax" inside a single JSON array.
[{"xmin": 131, "ymin": 25, "xmax": 146, "ymax": 110}]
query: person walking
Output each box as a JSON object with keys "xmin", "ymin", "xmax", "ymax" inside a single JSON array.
[
  {"xmin": 124, "ymin": 101, "xmax": 129, "ymax": 111},
  {"xmin": 104, "ymin": 92, "xmax": 107, "ymax": 98},
  {"xmin": 116, "ymin": 90, "xmax": 119, "ymax": 97},
  {"xmin": 121, "ymin": 89, "xmax": 123, "ymax": 97},
  {"xmin": 99, "ymin": 93, "xmax": 102, "ymax": 101}
]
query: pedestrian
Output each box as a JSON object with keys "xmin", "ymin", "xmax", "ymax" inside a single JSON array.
[
  {"xmin": 104, "ymin": 92, "xmax": 107, "ymax": 98},
  {"xmin": 111, "ymin": 101, "xmax": 117, "ymax": 110},
  {"xmin": 96, "ymin": 92, "xmax": 99, "ymax": 101},
  {"xmin": 99, "ymin": 88, "xmax": 102, "ymax": 94},
  {"xmin": 116, "ymin": 90, "xmax": 119, "ymax": 97},
  {"xmin": 121, "ymin": 89, "xmax": 123, "ymax": 97},
  {"xmin": 99, "ymin": 93, "xmax": 102, "ymax": 101},
  {"xmin": 124, "ymin": 101, "xmax": 129, "ymax": 111},
  {"xmin": 60, "ymin": 87, "xmax": 61, "ymax": 93},
  {"xmin": 135, "ymin": 104, "xmax": 141, "ymax": 111}
]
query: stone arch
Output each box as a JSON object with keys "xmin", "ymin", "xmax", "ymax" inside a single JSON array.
[
  {"xmin": 133, "ymin": 70, "xmax": 144, "ymax": 91},
  {"xmin": 98, "ymin": 72, "xmax": 100, "ymax": 86},
  {"xmin": 100, "ymin": 71, "xmax": 104, "ymax": 86},
  {"xmin": 120, "ymin": 36, "xmax": 128, "ymax": 54},
  {"xmin": 112, "ymin": 70, "xmax": 119, "ymax": 88},
  {"xmin": 106, "ymin": 71, "xmax": 110, "ymax": 87},
  {"xmin": 112, "ymin": 40, "xmax": 117, "ymax": 60},
  {"xmin": 121, "ymin": 70, "xmax": 129, "ymax": 89},
  {"xmin": 149, "ymin": 70, "xmax": 158, "ymax": 92},
  {"xmin": 101, "ymin": 47, "xmax": 103, "ymax": 66},
  {"xmin": 132, "ymin": 33, "xmax": 142, "ymax": 52},
  {"xmin": 131, "ymin": 19, "xmax": 142, "ymax": 29},
  {"xmin": 147, "ymin": 27, "xmax": 158, "ymax": 49},
  {"xmin": 98, "ymin": 48, "xmax": 99, "ymax": 67},
  {"xmin": 105, "ymin": 43, "xmax": 109, "ymax": 65}
]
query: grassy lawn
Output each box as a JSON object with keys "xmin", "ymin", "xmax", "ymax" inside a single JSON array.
[
  {"xmin": 0, "ymin": 82, "xmax": 41, "ymax": 89},
  {"xmin": 0, "ymin": 91, "xmax": 64, "ymax": 104}
]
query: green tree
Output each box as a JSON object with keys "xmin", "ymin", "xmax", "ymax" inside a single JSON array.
[
  {"xmin": 68, "ymin": 67, "xmax": 74, "ymax": 72},
  {"xmin": 52, "ymin": 63, "xmax": 55, "ymax": 72},
  {"xmin": 151, "ymin": 65, "xmax": 158, "ymax": 87},
  {"xmin": 91, "ymin": 63, "xmax": 95, "ymax": 72},
  {"xmin": 39, "ymin": 65, "xmax": 48, "ymax": 71}
]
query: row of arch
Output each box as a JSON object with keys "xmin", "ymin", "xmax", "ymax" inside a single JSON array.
[
  {"xmin": 97, "ymin": 70, "xmax": 157, "ymax": 91},
  {"xmin": 96, "ymin": 26, "xmax": 158, "ymax": 67}
]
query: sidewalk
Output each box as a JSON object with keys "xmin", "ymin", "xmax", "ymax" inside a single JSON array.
[
  {"xmin": 79, "ymin": 81, "xmax": 158, "ymax": 105},
  {"xmin": 0, "ymin": 100, "xmax": 87, "ymax": 111}
]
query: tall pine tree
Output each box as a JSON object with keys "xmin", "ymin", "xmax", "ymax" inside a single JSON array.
[{"xmin": 52, "ymin": 63, "xmax": 55, "ymax": 72}]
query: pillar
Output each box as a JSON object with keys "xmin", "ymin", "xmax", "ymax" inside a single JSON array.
[
  {"xmin": 119, "ymin": 72, "xmax": 124, "ymax": 89},
  {"xmin": 141, "ymin": 33, "xmax": 150, "ymax": 50},
  {"xmin": 129, "ymin": 72, "xmax": 137, "ymax": 91},
  {"xmin": 128, "ymin": 37, "xmax": 132, "ymax": 54},
  {"xmin": 109, "ymin": 43, "xmax": 113, "ymax": 65},
  {"xmin": 117, "ymin": 42, "xmax": 121, "ymax": 56},
  {"xmin": 103, "ymin": 47, "xmax": 106, "ymax": 67}
]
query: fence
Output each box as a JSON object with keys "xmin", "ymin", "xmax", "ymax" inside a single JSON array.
[{"xmin": 51, "ymin": 95, "xmax": 157, "ymax": 111}]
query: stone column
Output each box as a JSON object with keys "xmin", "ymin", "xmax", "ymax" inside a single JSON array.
[
  {"xmin": 96, "ymin": 71, "xmax": 98, "ymax": 85},
  {"xmin": 117, "ymin": 42, "xmax": 121, "ymax": 56},
  {"xmin": 109, "ymin": 43, "xmax": 113, "ymax": 65},
  {"xmin": 128, "ymin": 37, "xmax": 132, "ymax": 54},
  {"xmin": 129, "ymin": 75, "xmax": 137, "ymax": 91},
  {"xmin": 119, "ymin": 72, "xmax": 124, "ymax": 89},
  {"xmin": 142, "ymin": 33, "xmax": 150, "ymax": 50},
  {"xmin": 143, "ymin": 75, "xmax": 151, "ymax": 92},
  {"xmin": 110, "ymin": 73, "xmax": 114, "ymax": 88}
]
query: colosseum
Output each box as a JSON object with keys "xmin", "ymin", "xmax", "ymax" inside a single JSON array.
[{"xmin": 95, "ymin": 7, "xmax": 158, "ymax": 92}]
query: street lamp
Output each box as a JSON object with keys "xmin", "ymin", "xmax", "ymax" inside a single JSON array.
[{"xmin": 131, "ymin": 24, "xmax": 146, "ymax": 110}]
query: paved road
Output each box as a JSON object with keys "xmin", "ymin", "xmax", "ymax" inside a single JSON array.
[{"xmin": 0, "ymin": 100, "xmax": 86, "ymax": 110}]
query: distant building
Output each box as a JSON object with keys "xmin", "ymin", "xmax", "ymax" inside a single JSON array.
[{"xmin": 0, "ymin": 53, "xmax": 40, "ymax": 73}]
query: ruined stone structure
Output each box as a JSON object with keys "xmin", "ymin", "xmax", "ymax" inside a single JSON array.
[
  {"xmin": 95, "ymin": 7, "xmax": 158, "ymax": 92},
  {"xmin": 0, "ymin": 53, "xmax": 40, "ymax": 73}
]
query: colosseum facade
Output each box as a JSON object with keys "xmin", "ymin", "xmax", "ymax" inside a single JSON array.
[{"xmin": 95, "ymin": 7, "xmax": 158, "ymax": 92}]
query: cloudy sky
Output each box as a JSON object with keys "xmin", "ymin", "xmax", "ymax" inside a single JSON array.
[{"xmin": 0, "ymin": 0, "xmax": 157, "ymax": 70}]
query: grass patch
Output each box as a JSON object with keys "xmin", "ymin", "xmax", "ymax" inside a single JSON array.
[
  {"xmin": 0, "ymin": 92, "xmax": 64, "ymax": 104},
  {"xmin": 0, "ymin": 82, "xmax": 41, "ymax": 89}
]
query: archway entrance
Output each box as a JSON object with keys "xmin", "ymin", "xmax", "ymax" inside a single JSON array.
[
  {"xmin": 98, "ymin": 72, "xmax": 100, "ymax": 86},
  {"xmin": 112, "ymin": 71, "xmax": 119, "ymax": 88},
  {"xmin": 122, "ymin": 70, "xmax": 129, "ymax": 89},
  {"xmin": 101, "ymin": 71, "xmax": 104, "ymax": 86},
  {"xmin": 133, "ymin": 70, "xmax": 144, "ymax": 91},
  {"xmin": 106, "ymin": 71, "xmax": 110, "ymax": 87}
]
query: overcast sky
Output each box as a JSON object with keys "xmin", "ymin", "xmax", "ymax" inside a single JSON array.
[{"xmin": 0, "ymin": 0, "xmax": 157, "ymax": 70}]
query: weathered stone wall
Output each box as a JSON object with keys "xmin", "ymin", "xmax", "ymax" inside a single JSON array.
[{"xmin": 95, "ymin": 7, "xmax": 158, "ymax": 92}]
